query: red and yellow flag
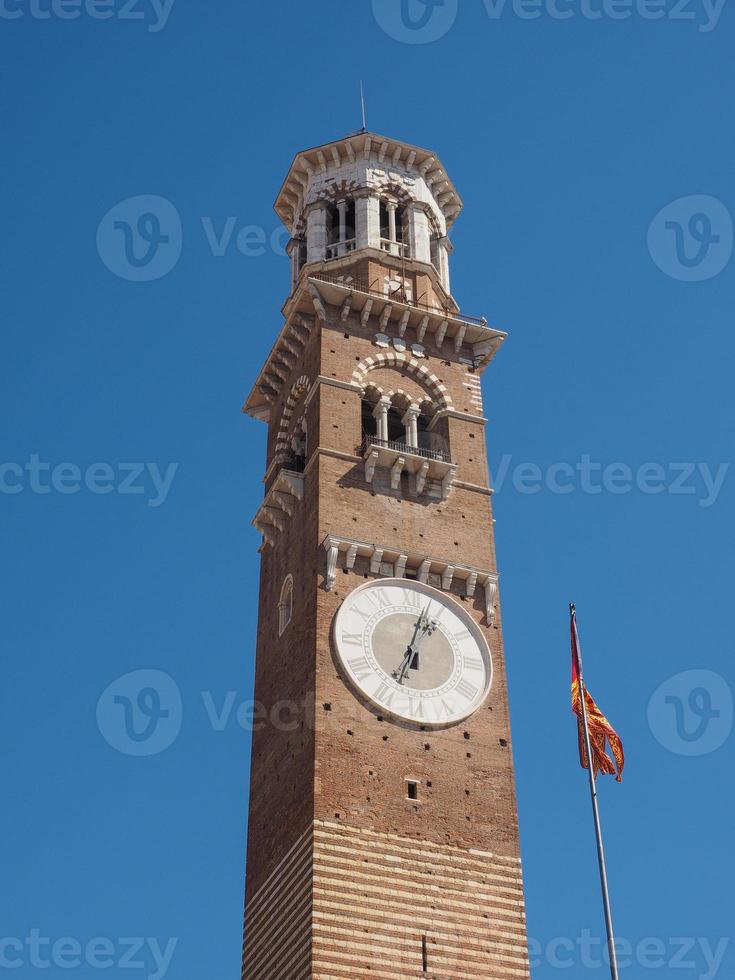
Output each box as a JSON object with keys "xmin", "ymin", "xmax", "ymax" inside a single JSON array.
[{"xmin": 571, "ymin": 610, "xmax": 625, "ymax": 782}]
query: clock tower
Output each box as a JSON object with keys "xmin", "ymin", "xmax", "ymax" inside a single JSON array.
[{"xmin": 242, "ymin": 132, "xmax": 530, "ymax": 979}]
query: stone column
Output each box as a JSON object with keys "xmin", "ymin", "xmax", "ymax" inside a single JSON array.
[
  {"xmin": 306, "ymin": 205, "xmax": 327, "ymax": 263},
  {"xmin": 337, "ymin": 199, "xmax": 347, "ymax": 255},
  {"xmin": 408, "ymin": 205, "xmax": 431, "ymax": 264},
  {"xmin": 387, "ymin": 202, "xmax": 398, "ymax": 245},
  {"xmin": 438, "ymin": 241, "xmax": 451, "ymax": 293},
  {"xmin": 356, "ymin": 195, "xmax": 380, "ymax": 251},
  {"xmin": 402, "ymin": 405, "xmax": 420, "ymax": 448},
  {"xmin": 373, "ymin": 398, "xmax": 390, "ymax": 442}
]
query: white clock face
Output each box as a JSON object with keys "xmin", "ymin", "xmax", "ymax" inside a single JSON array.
[{"xmin": 333, "ymin": 579, "xmax": 493, "ymax": 727}]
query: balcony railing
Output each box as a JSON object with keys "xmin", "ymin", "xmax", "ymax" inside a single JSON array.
[
  {"xmin": 326, "ymin": 238, "xmax": 357, "ymax": 260},
  {"xmin": 310, "ymin": 271, "xmax": 488, "ymax": 328},
  {"xmin": 361, "ymin": 436, "xmax": 452, "ymax": 465},
  {"xmin": 380, "ymin": 238, "xmax": 410, "ymax": 258}
]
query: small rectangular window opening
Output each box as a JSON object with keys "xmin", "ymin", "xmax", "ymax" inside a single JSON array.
[
  {"xmin": 422, "ymin": 934, "xmax": 428, "ymax": 973},
  {"xmin": 406, "ymin": 780, "xmax": 419, "ymax": 801}
]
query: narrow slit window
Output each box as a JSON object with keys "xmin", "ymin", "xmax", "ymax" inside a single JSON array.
[
  {"xmin": 278, "ymin": 575, "xmax": 294, "ymax": 636},
  {"xmin": 406, "ymin": 780, "xmax": 419, "ymax": 801}
]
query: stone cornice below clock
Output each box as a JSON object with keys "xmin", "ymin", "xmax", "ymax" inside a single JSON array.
[{"xmin": 322, "ymin": 533, "xmax": 499, "ymax": 625}]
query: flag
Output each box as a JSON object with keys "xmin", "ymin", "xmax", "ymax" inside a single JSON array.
[{"xmin": 571, "ymin": 608, "xmax": 625, "ymax": 782}]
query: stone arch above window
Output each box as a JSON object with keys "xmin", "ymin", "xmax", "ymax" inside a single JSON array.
[
  {"xmin": 278, "ymin": 575, "xmax": 294, "ymax": 636},
  {"xmin": 351, "ymin": 353, "xmax": 453, "ymax": 412}
]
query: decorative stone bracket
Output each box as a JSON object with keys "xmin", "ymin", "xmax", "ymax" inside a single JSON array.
[
  {"xmin": 362, "ymin": 441, "xmax": 458, "ymax": 501},
  {"xmin": 253, "ymin": 471, "xmax": 304, "ymax": 547},
  {"xmin": 322, "ymin": 533, "xmax": 499, "ymax": 624}
]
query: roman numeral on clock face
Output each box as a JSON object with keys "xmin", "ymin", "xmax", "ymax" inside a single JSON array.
[
  {"xmin": 374, "ymin": 681, "xmax": 395, "ymax": 707},
  {"xmin": 347, "ymin": 656, "xmax": 373, "ymax": 682},
  {"xmin": 341, "ymin": 631, "xmax": 363, "ymax": 648},
  {"xmin": 456, "ymin": 678, "xmax": 479, "ymax": 702},
  {"xmin": 463, "ymin": 655, "xmax": 484, "ymax": 672},
  {"xmin": 364, "ymin": 588, "xmax": 393, "ymax": 611},
  {"xmin": 407, "ymin": 697, "xmax": 425, "ymax": 719},
  {"xmin": 399, "ymin": 588, "xmax": 422, "ymax": 609}
]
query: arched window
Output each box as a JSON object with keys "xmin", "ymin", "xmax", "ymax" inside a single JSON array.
[
  {"xmin": 326, "ymin": 199, "xmax": 356, "ymax": 259},
  {"xmin": 278, "ymin": 575, "xmax": 294, "ymax": 636},
  {"xmin": 417, "ymin": 411, "xmax": 431, "ymax": 447},
  {"xmin": 291, "ymin": 237, "xmax": 308, "ymax": 288},
  {"xmin": 380, "ymin": 201, "xmax": 408, "ymax": 256},
  {"xmin": 361, "ymin": 399, "xmax": 378, "ymax": 440},
  {"xmin": 290, "ymin": 416, "xmax": 307, "ymax": 469},
  {"xmin": 387, "ymin": 407, "xmax": 404, "ymax": 443},
  {"xmin": 430, "ymin": 235, "xmax": 441, "ymax": 272}
]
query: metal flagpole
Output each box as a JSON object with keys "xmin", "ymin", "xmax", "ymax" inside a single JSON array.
[
  {"xmin": 570, "ymin": 603, "xmax": 620, "ymax": 980},
  {"xmin": 359, "ymin": 80, "xmax": 367, "ymax": 132}
]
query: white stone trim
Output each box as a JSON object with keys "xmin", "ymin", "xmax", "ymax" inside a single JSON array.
[
  {"xmin": 303, "ymin": 376, "xmax": 363, "ymax": 409},
  {"xmin": 275, "ymin": 375, "xmax": 312, "ymax": 460},
  {"xmin": 352, "ymin": 351, "xmax": 454, "ymax": 411}
]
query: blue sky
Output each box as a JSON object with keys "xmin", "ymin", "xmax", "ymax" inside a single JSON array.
[{"xmin": 2, "ymin": 1, "xmax": 734, "ymax": 978}]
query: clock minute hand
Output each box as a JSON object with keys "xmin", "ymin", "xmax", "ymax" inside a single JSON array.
[{"xmin": 394, "ymin": 606, "xmax": 433, "ymax": 685}]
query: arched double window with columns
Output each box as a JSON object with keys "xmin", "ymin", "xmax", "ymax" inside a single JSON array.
[{"xmin": 361, "ymin": 390, "xmax": 449, "ymax": 462}]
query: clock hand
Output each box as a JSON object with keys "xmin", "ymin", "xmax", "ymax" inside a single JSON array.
[
  {"xmin": 410, "ymin": 604, "xmax": 438, "ymax": 668},
  {"xmin": 394, "ymin": 605, "xmax": 436, "ymax": 684},
  {"xmin": 393, "ymin": 610, "xmax": 425, "ymax": 685}
]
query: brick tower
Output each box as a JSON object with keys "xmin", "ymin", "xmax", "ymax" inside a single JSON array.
[{"xmin": 242, "ymin": 131, "xmax": 530, "ymax": 979}]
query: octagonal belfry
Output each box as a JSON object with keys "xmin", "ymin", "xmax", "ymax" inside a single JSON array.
[{"xmin": 276, "ymin": 131, "xmax": 462, "ymax": 301}]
